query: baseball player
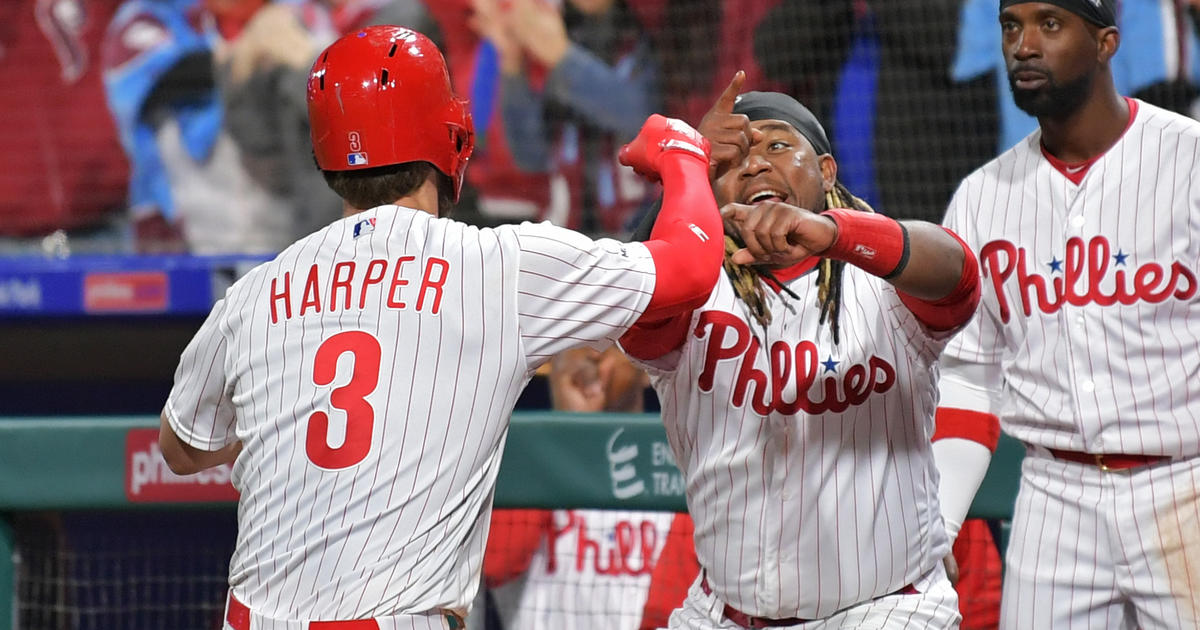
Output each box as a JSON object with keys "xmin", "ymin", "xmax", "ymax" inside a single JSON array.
[
  {"xmin": 621, "ymin": 85, "xmax": 982, "ymax": 628},
  {"xmin": 157, "ymin": 25, "xmax": 726, "ymax": 629},
  {"xmin": 934, "ymin": 1, "xmax": 1200, "ymax": 628}
]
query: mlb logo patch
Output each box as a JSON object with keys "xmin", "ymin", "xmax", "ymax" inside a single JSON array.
[
  {"xmin": 353, "ymin": 217, "xmax": 376, "ymax": 238},
  {"xmin": 347, "ymin": 152, "xmax": 369, "ymax": 166}
]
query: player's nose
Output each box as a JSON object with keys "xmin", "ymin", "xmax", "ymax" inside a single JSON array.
[{"xmin": 739, "ymin": 152, "xmax": 772, "ymax": 178}]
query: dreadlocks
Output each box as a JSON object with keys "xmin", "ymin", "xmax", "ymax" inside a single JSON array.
[{"xmin": 726, "ymin": 180, "xmax": 875, "ymax": 345}]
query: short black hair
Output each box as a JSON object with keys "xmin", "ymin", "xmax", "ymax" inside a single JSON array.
[{"xmin": 322, "ymin": 161, "xmax": 454, "ymax": 214}]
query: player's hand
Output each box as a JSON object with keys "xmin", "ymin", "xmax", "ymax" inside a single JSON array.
[
  {"xmin": 619, "ymin": 114, "xmax": 711, "ymax": 183},
  {"xmin": 549, "ymin": 348, "xmax": 607, "ymax": 412},
  {"xmin": 698, "ymin": 71, "xmax": 761, "ymax": 181},
  {"xmin": 942, "ymin": 553, "xmax": 960, "ymax": 586},
  {"xmin": 721, "ymin": 201, "xmax": 837, "ymax": 266},
  {"xmin": 229, "ymin": 4, "xmax": 315, "ymax": 84},
  {"xmin": 469, "ymin": 0, "xmax": 524, "ymax": 74}
]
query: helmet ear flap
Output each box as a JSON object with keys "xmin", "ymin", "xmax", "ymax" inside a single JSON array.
[{"xmin": 445, "ymin": 105, "xmax": 475, "ymax": 201}]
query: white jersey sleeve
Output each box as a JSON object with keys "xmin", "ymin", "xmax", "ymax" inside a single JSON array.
[
  {"xmin": 514, "ymin": 221, "xmax": 656, "ymax": 366},
  {"xmin": 941, "ymin": 170, "xmax": 1019, "ymax": 368},
  {"xmin": 164, "ymin": 296, "xmax": 237, "ymax": 451}
]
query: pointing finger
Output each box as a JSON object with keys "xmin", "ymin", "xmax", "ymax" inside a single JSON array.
[{"xmin": 713, "ymin": 70, "xmax": 746, "ymax": 115}]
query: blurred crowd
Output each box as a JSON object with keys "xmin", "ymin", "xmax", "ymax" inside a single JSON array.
[{"xmin": 3, "ymin": 0, "xmax": 1200, "ymax": 255}]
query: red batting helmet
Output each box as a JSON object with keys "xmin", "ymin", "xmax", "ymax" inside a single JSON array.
[{"xmin": 307, "ymin": 26, "xmax": 475, "ymax": 200}]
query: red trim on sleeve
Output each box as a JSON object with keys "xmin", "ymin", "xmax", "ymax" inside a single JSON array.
[
  {"xmin": 933, "ymin": 407, "xmax": 1001, "ymax": 451},
  {"xmin": 897, "ymin": 227, "xmax": 981, "ymax": 331},
  {"xmin": 639, "ymin": 154, "xmax": 722, "ymax": 322}
]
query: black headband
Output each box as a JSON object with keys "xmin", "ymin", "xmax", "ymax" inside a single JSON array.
[
  {"xmin": 733, "ymin": 91, "xmax": 833, "ymax": 157},
  {"xmin": 999, "ymin": 0, "xmax": 1116, "ymax": 28}
]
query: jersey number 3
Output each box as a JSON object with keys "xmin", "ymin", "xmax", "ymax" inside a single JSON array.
[{"xmin": 306, "ymin": 331, "xmax": 381, "ymax": 469}]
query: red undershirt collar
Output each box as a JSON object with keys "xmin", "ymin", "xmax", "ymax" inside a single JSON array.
[
  {"xmin": 1041, "ymin": 97, "xmax": 1138, "ymax": 185},
  {"xmin": 761, "ymin": 257, "xmax": 820, "ymax": 293}
]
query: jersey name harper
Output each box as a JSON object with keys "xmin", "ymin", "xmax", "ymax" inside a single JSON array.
[
  {"xmin": 694, "ymin": 310, "xmax": 897, "ymax": 415},
  {"xmin": 981, "ymin": 235, "xmax": 1197, "ymax": 322},
  {"xmin": 267, "ymin": 256, "xmax": 452, "ymax": 323}
]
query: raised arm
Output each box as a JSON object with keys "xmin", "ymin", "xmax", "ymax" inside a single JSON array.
[{"xmin": 617, "ymin": 114, "xmax": 723, "ymax": 323}]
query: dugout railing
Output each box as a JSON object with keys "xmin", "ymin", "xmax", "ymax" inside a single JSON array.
[{"xmin": 0, "ymin": 413, "xmax": 1024, "ymax": 630}]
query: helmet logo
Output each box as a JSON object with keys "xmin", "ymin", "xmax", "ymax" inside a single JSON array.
[{"xmin": 347, "ymin": 131, "xmax": 368, "ymax": 166}]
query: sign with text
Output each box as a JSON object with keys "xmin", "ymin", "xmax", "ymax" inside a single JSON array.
[{"xmin": 125, "ymin": 428, "xmax": 238, "ymax": 503}]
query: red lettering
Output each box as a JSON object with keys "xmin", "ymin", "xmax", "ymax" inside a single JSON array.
[
  {"xmin": 769, "ymin": 340, "xmax": 792, "ymax": 411},
  {"xmin": 387, "ymin": 256, "xmax": 416, "ymax": 308},
  {"xmin": 695, "ymin": 311, "xmax": 898, "ymax": 415},
  {"xmin": 980, "ymin": 241, "xmax": 1017, "ymax": 322},
  {"xmin": 417, "ymin": 257, "xmax": 450, "ymax": 314},
  {"xmin": 981, "ymin": 237, "xmax": 1193, "ymax": 322},
  {"xmin": 269, "ymin": 272, "xmax": 291, "ymax": 323},
  {"xmin": 638, "ymin": 520, "xmax": 658, "ymax": 574},
  {"xmin": 1081, "ymin": 236, "xmax": 1113, "ymax": 306},
  {"xmin": 1172, "ymin": 263, "xmax": 1197, "ymax": 299},
  {"xmin": 329, "ymin": 261, "xmax": 355, "ymax": 312},
  {"xmin": 1017, "ymin": 247, "xmax": 1060, "ymax": 316},
  {"xmin": 359, "ymin": 259, "xmax": 388, "ymax": 309},
  {"xmin": 843, "ymin": 364, "xmax": 871, "ymax": 407},
  {"xmin": 776, "ymin": 341, "xmax": 819, "ymax": 415},
  {"xmin": 695, "ymin": 311, "xmax": 751, "ymax": 391},
  {"xmin": 733, "ymin": 337, "xmax": 771, "ymax": 415},
  {"xmin": 576, "ymin": 522, "xmax": 602, "ymax": 573},
  {"xmin": 543, "ymin": 513, "xmax": 658, "ymax": 577},
  {"xmin": 870, "ymin": 356, "xmax": 897, "ymax": 393},
  {"xmin": 545, "ymin": 511, "xmax": 578, "ymax": 575},
  {"xmin": 299, "ymin": 265, "xmax": 322, "ymax": 316}
]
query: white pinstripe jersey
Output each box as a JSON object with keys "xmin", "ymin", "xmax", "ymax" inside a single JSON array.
[
  {"xmin": 506, "ymin": 509, "xmax": 676, "ymax": 630},
  {"xmin": 941, "ymin": 99, "xmax": 1200, "ymax": 457},
  {"xmin": 632, "ymin": 264, "xmax": 954, "ymax": 619},
  {"xmin": 164, "ymin": 204, "xmax": 656, "ymax": 620}
]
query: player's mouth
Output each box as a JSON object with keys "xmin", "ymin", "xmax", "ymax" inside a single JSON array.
[
  {"xmin": 744, "ymin": 188, "xmax": 788, "ymax": 205},
  {"xmin": 1011, "ymin": 69, "xmax": 1048, "ymax": 90}
]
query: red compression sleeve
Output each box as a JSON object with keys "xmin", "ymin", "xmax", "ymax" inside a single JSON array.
[
  {"xmin": 896, "ymin": 227, "xmax": 981, "ymax": 331},
  {"xmin": 820, "ymin": 208, "xmax": 909, "ymax": 278},
  {"xmin": 639, "ymin": 153, "xmax": 722, "ymax": 322},
  {"xmin": 483, "ymin": 509, "xmax": 552, "ymax": 587},
  {"xmin": 933, "ymin": 407, "xmax": 1001, "ymax": 451}
]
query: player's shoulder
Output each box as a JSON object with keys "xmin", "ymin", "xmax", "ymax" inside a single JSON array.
[
  {"xmin": 1131, "ymin": 99, "xmax": 1200, "ymax": 142},
  {"xmin": 508, "ymin": 220, "xmax": 636, "ymax": 256}
]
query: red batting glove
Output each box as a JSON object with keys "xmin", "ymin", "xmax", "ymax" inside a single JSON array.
[{"xmin": 619, "ymin": 114, "xmax": 712, "ymax": 183}]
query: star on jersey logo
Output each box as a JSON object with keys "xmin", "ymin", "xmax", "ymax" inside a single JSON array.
[
  {"xmin": 821, "ymin": 356, "xmax": 840, "ymax": 373},
  {"xmin": 1047, "ymin": 257, "xmax": 1063, "ymax": 273},
  {"xmin": 1113, "ymin": 249, "xmax": 1129, "ymax": 266}
]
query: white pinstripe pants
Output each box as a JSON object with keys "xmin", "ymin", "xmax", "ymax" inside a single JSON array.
[
  {"xmin": 665, "ymin": 563, "xmax": 960, "ymax": 630},
  {"xmin": 1000, "ymin": 449, "xmax": 1200, "ymax": 629}
]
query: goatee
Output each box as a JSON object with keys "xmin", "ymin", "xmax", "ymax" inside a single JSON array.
[{"xmin": 1009, "ymin": 70, "xmax": 1094, "ymax": 119}]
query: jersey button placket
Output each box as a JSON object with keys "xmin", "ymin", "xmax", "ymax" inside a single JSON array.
[{"xmin": 758, "ymin": 422, "xmax": 787, "ymax": 613}]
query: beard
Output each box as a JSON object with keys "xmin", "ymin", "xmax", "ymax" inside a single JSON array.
[{"xmin": 1008, "ymin": 69, "xmax": 1094, "ymax": 119}]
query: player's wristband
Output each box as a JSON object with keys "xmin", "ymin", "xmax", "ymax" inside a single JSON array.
[{"xmin": 820, "ymin": 208, "xmax": 910, "ymax": 279}]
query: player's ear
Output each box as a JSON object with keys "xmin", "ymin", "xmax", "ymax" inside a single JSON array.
[
  {"xmin": 819, "ymin": 155, "xmax": 837, "ymax": 193},
  {"xmin": 1097, "ymin": 26, "xmax": 1119, "ymax": 63}
]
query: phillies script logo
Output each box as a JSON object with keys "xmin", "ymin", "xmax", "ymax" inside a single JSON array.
[
  {"xmin": 125, "ymin": 429, "xmax": 238, "ymax": 503},
  {"xmin": 981, "ymin": 236, "xmax": 1197, "ymax": 323},
  {"xmin": 696, "ymin": 311, "xmax": 897, "ymax": 415},
  {"xmin": 546, "ymin": 511, "xmax": 658, "ymax": 577}
]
